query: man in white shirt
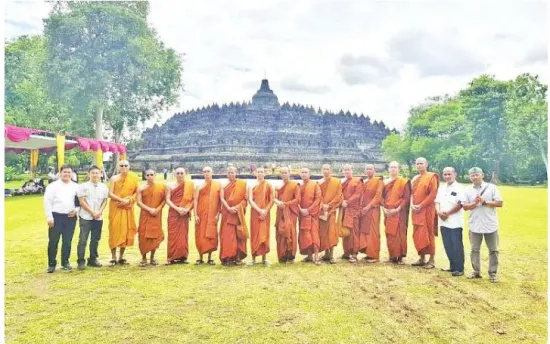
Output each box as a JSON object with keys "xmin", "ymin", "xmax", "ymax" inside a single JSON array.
[
  {"xmin": 435, "ymin": 167, "xmax": 466, "ymax": 277},
  {"xmin": 462, "ymin": 167, "xmax": 504, "ymax": 283},
  {"xmin": 43, "ymin": 165, "xmax": 80, "ymax": 273},
  {"xmin": 76, "ymin": 166, "xmax": 109, "ymax": 270}
]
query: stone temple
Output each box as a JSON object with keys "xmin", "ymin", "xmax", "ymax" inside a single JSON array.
[{"xmin": 130, "ymin": 79, "xmax": 392, "ymax": 173}]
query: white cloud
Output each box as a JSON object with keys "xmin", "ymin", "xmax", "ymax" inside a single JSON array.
[{"xmin": 4, "ymin": 0, "xmax": 547, "ymax": 131}]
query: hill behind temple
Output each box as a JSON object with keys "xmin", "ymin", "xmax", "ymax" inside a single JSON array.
[{"xmin": 130, "ymin": 79, "xmax": 393, "ymax": 173}]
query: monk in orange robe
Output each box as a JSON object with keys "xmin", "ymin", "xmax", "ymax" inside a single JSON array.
[
  {"xmin": 318, "ymin": 164, "xmax": 342, "ymax": 264},
  {"xmin": 274, "ymin": 167, "xmax": 301, "ymax": 264},
  {"xmin": 219, "ymin": 166, "xmax": 249, "ymax": 266},
  {"xmin": 165, "ymin": 166, "xmax": 194, "ymax": 265},
  {"xmin": 358, "ymin": 164, "xmax": 384, "ymax": 263},
  {"xmin": 382, "ymin": 161, "xmax": 411, "ymax": 265},
  {"xmin": 249, "ymin": 167, "xmax": 274, "ymax": 265},
  {"xmin": 108, "ymin": 160, "xmax": 140, "ymax": 266},
  {"xmin": 298, "ymin": 168, "xmax": 322, "ymax": 265},
  {"xmin": 136, "ymin": 169, "xmax": 166, "ymax": 267},
  {"xmin": 339, "ymin": 164, "xmax": 363, "ymax": 263},
  {"xmin": 194, "ymin": 166, "xmax": 221, "ymax": 265},
  {"xmin": 411, "ymin": 157, "xmax": 439, "ymax": 269}
]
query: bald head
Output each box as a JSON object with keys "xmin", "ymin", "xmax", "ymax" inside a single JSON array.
[
  {"xmin": 300, "ymin": 167, "xmax": 311, "ymax": 182},
  {"xmin": 118, "ymin": 160, "xmax": 130, "ymax": 174},
  {"xmin": 227, "ymin": 166, "xmax": 237, "ymax": 181},
  {"xmin": 255, "ymin": 166, "xmax": 266, "ymax": 181},
  {"xmin": 364, "ymin": 164, "xmax": 375, "ymax": 178},
  {"xmin": 174, "ymin": 166, "xmax": 186, "ymax": 182},
  {"xmin": 322, "ymin": 164, "xmax": 332, "ymax": 178},
  {"xmin": 343, "ymin": 164, "xmax": 353, "ymax": 179},
  {"xmin": 145, "ymin": 169, "xmax": 156, "ymax": 184},
  {"xmin": 280, "ymin": 166, "xmax": 290, "ymax": 182},
  {"xmin": 415, "ymin": 157, "xmax": 428, "ymax": 173},
  {"xmin": 388, "ymin": 161, "xmax": 400, "ymax": 177},
  {"xmin": 202, "ymin": 166, "xmax": 213, "ymax": 181}
]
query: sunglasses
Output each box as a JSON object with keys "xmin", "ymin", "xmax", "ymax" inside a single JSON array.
[
  {"xmin": 119, "ymin": 164, "xmax": 129, "ymax": 167},
  {"xmin": 146, "ymin": 174, "xmax": 154, "ymax": 177}
]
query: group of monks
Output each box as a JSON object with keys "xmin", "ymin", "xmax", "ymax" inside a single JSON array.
[{"xmin": 106, "ymin": 158, "xmax": 440, "ymax": 268}]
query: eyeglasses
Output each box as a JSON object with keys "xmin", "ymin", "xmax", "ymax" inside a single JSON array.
[
  {"xmin": 119, "ymin": 165, "xmax": 129, "ymax": 167},
  {"xmin": 146, "ymin": 174, "xmax": 154, "ymax": 177},
  {"xmin": 175, "ymin": 172, "xmax": 185, "ymax": 175}
]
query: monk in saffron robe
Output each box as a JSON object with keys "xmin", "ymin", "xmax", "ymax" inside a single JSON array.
[
  {"xmin": 358, "ymin": 164, "xmax": 384, "ymax": 263},
  {"xmin": 411, "ymin": 157, "xmax": 439, "ymax": 269},
  {"xmin": 108, "ymin": 160, "xmax": 140, "ymax": 266},
  {"xmin": 318, "ymin": 164, "xmax": 342, "ymax": 264},
  {"xmin": 274, "ymin": 167, "xmax": 301, "ymax": 263},
  {"xmin": 219, "ymin": 166, "xmax": 249, "ymax": 266},
  {"xmin": 382, "ymin": 161, "xmax": 411, "ymax": 265},
  {"xmin": 339, "ymin": 164, "xmax": 363, "ymax": 263},
  {"xmin": 249, "ymin": 167, "xmax": 274, "ymax": 265},
  {"xmin": 136, "ymin": 169, "xmax": 166, "ymax": 266},
  {"xmin": 194, "ymin": 166, "xmax": 221, "ymax": 265},
  {"xmin": 165, "ymin": 166, "xmax": 194, "ymax": 265},
  {"xmin": 298, "ymin": 168, "xmax": 322, "ymax": 265}
]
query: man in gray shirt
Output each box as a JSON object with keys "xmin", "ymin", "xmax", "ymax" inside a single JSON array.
[
  {"xmin": 76, "ymin": 165, "xmax": 109, "ymax": 270},
  {"xmin": 462, "ymin": 167, "xmax": 504, "ymax": 283}
]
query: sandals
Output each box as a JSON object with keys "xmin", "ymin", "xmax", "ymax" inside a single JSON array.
[
  {"xmin": 423, "ymin": 263, "xmax": 435, "ymax": 269},
  {"xmin": 150, "ymin": 259, "xmax": 159, "ymax": 266},
  {"xmin": 314, "ymin": 259, "xmax": 322, "ymax": 266},
  {"xmin": 302, "ymin": 257, "xmax": 313, "ymax": 263},
  {"xmin": 329, "ymin": 258, "xmax": 337, "ymax": 264},
  {"xmin": 207, "ymin": 260, "xmax": 216, "ymax": 266},
  {"xmin": 262, "ymin": 260, "xmax": 270, "ymax": 266},
  {"xmin": 411, "ymin": 260, "xmax": 426, "ymax": 267},
  {"xmin": 138, "ymin": 260, "xmax": 148, "ymax": 267},
  {"xmin": 118, "ymin": 259, "xmax": 129, "ymax": 265},
  {"xmin": 321, "ymin": 255, "xmax": 331, "ymax": 262},
  {"xmin": 348, "ymin": 257, "xmax": 357, "ymax": 264},
  {"xmin": 165, "ymin": 260, "xmax": 175, "ymax": 265},
  {"xmin": 109, "ymin": 260, "xmax": 117, "ymax": 267},
  {"xmin": 195, "ymin": 260, "xmax": 204, "ymax": 265}
]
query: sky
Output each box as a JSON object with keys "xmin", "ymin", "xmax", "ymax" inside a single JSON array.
[{"xmin": 4, "ymin": 0, "xmax": 548, "ymax": 131}]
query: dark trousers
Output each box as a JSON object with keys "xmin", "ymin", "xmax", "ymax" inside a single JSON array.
[
  {"xmin": 48, "ymin": 213, "xmax": 77, "ymax": 267},
  {"xmin": 440, "ymin": 226, "xmax": 464, "ymax": 272},
  {"xmin": 77, "ymin": 217, "xmax": 103, "ymax": 263}
]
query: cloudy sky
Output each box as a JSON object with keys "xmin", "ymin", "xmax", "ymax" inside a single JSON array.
[{"xmin": 4, "ymin": 0, "xmax": 548, "ymax": 130}]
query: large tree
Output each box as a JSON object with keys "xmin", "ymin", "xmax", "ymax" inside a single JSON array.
[
  {"xmin": 505, "ymin": 73, "xmax": 548, "ymax": 177},
  {"xmin": 44, "ymin": 1, "xmax": 183, "ymax": 165}
]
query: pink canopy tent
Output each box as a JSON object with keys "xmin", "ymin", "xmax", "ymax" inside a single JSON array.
[{"xmin": 5, "ymin": 125, "xmax": 127, "ymax": 174}]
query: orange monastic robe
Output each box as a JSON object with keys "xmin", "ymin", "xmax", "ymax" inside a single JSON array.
[
  {"xmin": 411, "ymin": 172, "xmax": 439, "ymax": 255},
  {"xmin": 275, "ymin": 181, "xmax": 301, "ymax": 261},
  {"xmin": 138, "ymin": 183, "xmax": 166, "ymax": 255},
  {"xmin": 108, "ymin": 172, "xmax": 140, "ymax": 249},
  {"xmin": 298, "ymin": 180, "xmax": 322, "ymax": 255},
  {"xmin": 250, "ymin": 181, "xmax": 274, "ymax": 257},
  {"xmin": 383, "ymin": 177, "xmax": 411, "ymax": 259},
  {"xmin": 341, "ymin": 177, "xmax": 363, "ymax": 255},
  {"xmin": 220, "ymin": 179, "xmax": 249, "ymax": 262},
  {"xmin": 318, "ymin": 177, "xmax": 342, "ymax": 251},
  {"xmin": 167, "ymin": 181, "xmax": 195, "ymax": 261},
  {"xmin": 359, "ymin": 176, "xmax": 384, "ymax": 259},
  {"xmin": 196, "ymin": 180, "xmax": 221, "ymax": 255}
]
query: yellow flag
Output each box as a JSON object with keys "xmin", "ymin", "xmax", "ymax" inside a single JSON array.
[
  {"xmin": 96, "ymin": 149, "xmax": 103, "ymax": 169},
  {"xmin": 56, "ymin": 134, "xmax": 65, "ymax": 170},
  {"xmin": 30, "ymin": 149, "xmax": 39, "ymax": 177}
]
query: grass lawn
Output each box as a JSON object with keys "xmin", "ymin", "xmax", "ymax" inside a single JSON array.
[{"xmin": 4, "ymin": 184, "xmax": 547, "ymax": 343}]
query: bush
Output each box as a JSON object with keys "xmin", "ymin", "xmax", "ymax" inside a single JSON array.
[{"xmin": 5, "ymin": 166, "xmax": 18, "ymax": 181}]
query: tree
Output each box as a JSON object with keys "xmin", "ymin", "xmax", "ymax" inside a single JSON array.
[
  {"xmin": 505, "ymin": 73, "xmax": 548, "ymax": 177},
  {"xmin": 5, "ymin": 35, "xmax": 70, "ymax": 131},
  {"xmin": 459, "ymin": 75, "xmax": 510, "ymax": 183},
  {"xmin": 44, "ymin": 1, "xmax": 183, "ymax": 165}
]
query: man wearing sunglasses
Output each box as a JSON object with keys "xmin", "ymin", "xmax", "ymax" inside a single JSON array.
[
  {"xmin": 194, "ymin": 166, "xmax": 221, "ymax": 265},
  {"xmin": 165, "ymin": 167, "xmax": 195, "ymax": 265},
  {"xmin": 108, "ymin": 160, "xmax": 140, "ymax": 266},
  {"xmin": 136, "ymin": 169, "xmax": 166, "ymax": 267}
]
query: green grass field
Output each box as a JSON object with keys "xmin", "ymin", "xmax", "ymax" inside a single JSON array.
[{"xmin": 4, "ymin": 184, "xmax": 547, "ymax": 343}]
